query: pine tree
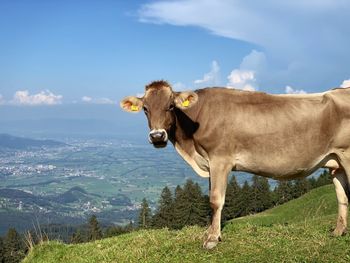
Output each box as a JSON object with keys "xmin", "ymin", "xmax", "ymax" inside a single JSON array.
[
  {"xmin": 87, "ymin": 215, "xmax": 102, "ymax": 241},
  {"xmin": 203, "ymin": 193, "xmax": 211, "ymax": 223},
  {"xmin": 189, "ymin": 182, "xmax": 209, "ymax": 226},
  {"xmin": 308, "ymin": 176, "xmax": 317, "ymax": 189},
  {"xmin": 222, "ymin": 175, "xmax": 241, "ymax": 222},
  {"xmin": 3, "ymin": 228, "xmax": 25, "ymax": 263},
  {"xmin": 152, "ymin": 186, "xmax": 174, "ymax": 228},
  {"xmin": 0, "ymin": 237, "xmax": 4, "ymax": 263},
  {"xmin": 292, "ymin": 178, "xmax": 310, "ymax": 198},
  {"xmin": 138, "ymin": 198, "xmax": 152, "ymax": 229},
  {"xmin": 250, "ymin": 175, "xmax": 273, "ymax": 213},
  {"xmin": 274, "ymin": 180, "xmax": 294, "ymax": 205},
  {"xmin": 174, "ymin": 185, "xmax": 183, "ymax": 200},
  {"xmin": 315, "ymin": 170, "xmax": 332, "ymax": 187},
  {"xmin": 237, "ymin": 181, "xmax": 253, "ymax": 216},
  {"xmin": 172, "ymin": 185, "xmax": 185, "ymax": 229},
  {"xmin": 173, "ymin": 179, "xmax": 209, "ymax": 229}
]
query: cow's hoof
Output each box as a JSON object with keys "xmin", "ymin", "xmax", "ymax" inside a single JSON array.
[
  {"xmin": 203, "ymin": 235, "xmax": 221, "ymax": 250},
  {"xmin": 332, "ymin": 227, "xmax": 347, "ymax": 237},
  {"xmin": 203, "ymin": 239, "xmax": 219, "ymax": 250}
]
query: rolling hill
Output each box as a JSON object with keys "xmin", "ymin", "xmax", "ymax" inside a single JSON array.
[
  {"xmin": 23, "ymin": 185, "xmax": 350, "ymax": 263},
  {"xmin": 0, "ymin": 133, "xmax": 65, "ymax": 149}
]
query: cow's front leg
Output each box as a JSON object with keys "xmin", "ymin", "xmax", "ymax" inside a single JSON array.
[{"xmin": 203, "ymin": 160, "xmax": 231, "ymax": 249}]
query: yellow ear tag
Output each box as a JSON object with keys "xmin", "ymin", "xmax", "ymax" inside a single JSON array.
[
  {"xmin": 131, "ymin": 105, "xmax": 139, "ymax": 111},
  {"xmin": 182, "ymin": 99, "xmax": 190, "ymax": 107}
]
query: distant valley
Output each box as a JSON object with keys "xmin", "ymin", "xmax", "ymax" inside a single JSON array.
[{"xmin": 0, "ymin": 134, "xmax": 214, "ymax": 235}]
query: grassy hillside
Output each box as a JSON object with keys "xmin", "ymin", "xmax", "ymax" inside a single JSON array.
[{"xmin": 24, "ymin": 185, "xmax": 350, "ymax": 263}]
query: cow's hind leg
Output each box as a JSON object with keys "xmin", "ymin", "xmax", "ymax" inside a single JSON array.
[
  {"xmin": 331, "ymin": 168, "xmax": 349, "ymax": 236},
  {"xmin": 203, "ymin": 159, "xmax": 231, "ymax": 250}
]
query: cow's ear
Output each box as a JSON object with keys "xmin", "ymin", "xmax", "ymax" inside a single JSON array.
[
  {"xmin": 120, "ymin": 96, "xmax": 143, "ymax": 113},
  {"xmin": 174, "ymin": 91, "xmax": 198, "ymax": 110}
]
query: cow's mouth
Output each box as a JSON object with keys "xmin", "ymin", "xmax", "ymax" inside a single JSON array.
[{"xmin": 152, "ymin": 141, "xmax": 168, "ymax": 148}]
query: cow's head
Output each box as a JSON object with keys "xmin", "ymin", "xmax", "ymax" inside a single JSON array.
[{"xmin": 120, "ymin": 81, "xmax": 198, "ymax": 148}]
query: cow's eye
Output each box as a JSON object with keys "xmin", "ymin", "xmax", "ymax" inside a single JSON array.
[
  {"xmin": 167, "ymin": 104, "xmax": 175, "ymax": 111},
  {"xmin": 143, "ymin": 106, "xmax": 149, "ymax": 114}
]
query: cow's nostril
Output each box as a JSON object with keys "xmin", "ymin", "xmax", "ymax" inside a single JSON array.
[
  {"xmin": 149, "ymin": 130, "xmax": 168, "ymax": 143},
  {"xmin": 150, "ymin": 132, "xmax": 161, "ymax": 140}
]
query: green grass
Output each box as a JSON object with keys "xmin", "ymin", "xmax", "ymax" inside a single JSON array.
[{"xmin": 24, "ymin": 185, "xmax": 350, "ymax": 263}]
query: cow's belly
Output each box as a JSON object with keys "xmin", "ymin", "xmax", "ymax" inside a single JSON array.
[
  {"xmin": 235, "ymin": 149, "xmax": 330, "ymax": 180},
  {"xmin": 230, "ymin": 122, "xmax": 334, "ymax": 179},
  {"xmin": 236, "ymin": 159, "xmax": 319, "ymax": 179},
  {"xmin": 238, "ymin": 157, "xmax": 340, "ymax": 180}
]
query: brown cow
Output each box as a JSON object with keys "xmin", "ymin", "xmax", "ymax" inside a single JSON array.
[{"xmin": 120, "ymin": 80, "xmax": 350, "ymax": 249}]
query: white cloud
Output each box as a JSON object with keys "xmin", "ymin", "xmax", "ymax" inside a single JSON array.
[
  {"xmin": 139, "ymin": 1, "xmax": 349, "ymax": 56},
  {"xmin": 95, "ymin": 98, "xmax": 114, "ymax": 104},
  {"xmin": 285, "ymin": 86, "xmax": 307, "ymax": 94},
  {"xmin": 227, "ymin": 70, "xmax": 256, "ymax": 91},
  {"xmin": 340, "ymin": 79, "xmax": 350, "ymax": 88},
  {"xmin": 138, "ymin": 1, "xmax": 350, "ymax": 91},
  {"xmin": 0, "ymin": 94, "xmax": 4, "ymax": 105},
  {"xmin": 226, "ymin": 50, "xmax": 266, "ymax": 91},
  {"xmin": 11, "ymin": 90, "xmax": 63, "ymax": 106},
  {"xmin": 82, "ymin": 96, "xmax": 92, "ymax": 102},
  {"xmin": 81, "ymin": 96, "xmax": 114, "ymax": 104},
  {"xmin": 240, "ymin": 50, "xmax": 267, "ymax": 72},
  {"xmin": 194, "ymin": 60, "xmax": 220, "ymax": 86}
]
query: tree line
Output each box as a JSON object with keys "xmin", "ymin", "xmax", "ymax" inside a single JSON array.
[
  {"xmin": 138, "ymin": 170, "xmax": 332, "ymax": 229},
  {"xmin": 0, "ymin": 170, "xmax": 331, "ymax": 262},
  {"xmin": 0, "ymin": 228, "xmax": 25, "ymax": 263}
]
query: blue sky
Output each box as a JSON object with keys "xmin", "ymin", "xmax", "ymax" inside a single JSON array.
[{"xmin": 0, "ymin": 0, "xmax": 349, "ymax": 108}]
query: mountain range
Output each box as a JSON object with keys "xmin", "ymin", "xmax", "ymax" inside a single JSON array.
[{"xmin": 0, "ymin": 133, "xmax": 66, "ymax": 149}]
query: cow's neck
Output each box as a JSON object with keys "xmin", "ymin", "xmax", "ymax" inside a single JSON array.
[
  {"xmin": 168, "ymin": 107, "xmax": 210, "ymax": 178},
  {"xmin": 170, "ymin": 107, "xmax": 199, "ymax": 142}
]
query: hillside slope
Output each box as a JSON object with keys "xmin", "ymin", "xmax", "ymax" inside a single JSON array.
[{"xmin": 24, "ymin": 185, "xmax": 350, "ymax": 263}]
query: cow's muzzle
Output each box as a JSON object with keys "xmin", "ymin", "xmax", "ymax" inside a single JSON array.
[{"xmin": 149, "ymin": 129, "xmax": 168, "ymax": 148}]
